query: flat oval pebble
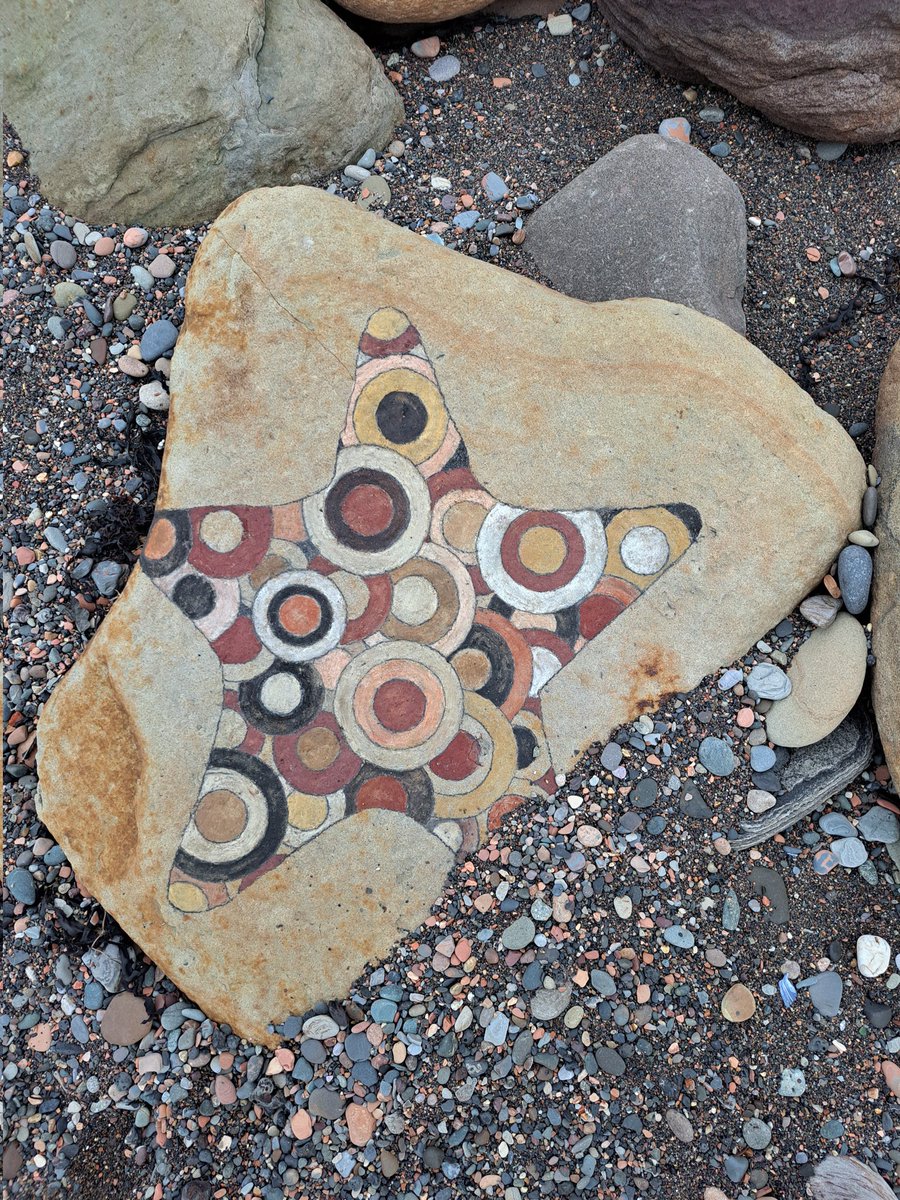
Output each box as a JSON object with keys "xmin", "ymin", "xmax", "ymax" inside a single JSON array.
[
  {"xmin": 801, "ymin": 971, "xmax": 843, "ymax": 1016},
  {"xmin": 862, "ymin": 485, "xmax": 878, "ymax": 526},
  {"xmin": 765, "ymin": 614, "xmax": 867, "ymax": 747},
  {"xmin": 502, "ymin": 916, "xmax": 535, "ymax": 950},
  {"xmin": 149, "ymin": 253, "xmax": 176, "ymax": 279},
  {"xmin": 595, "ymin": 1046, "xmax": 626, "ymax": 1076},
  {"xmin": 848, "ymin": 528, "xmax": 878, "ymax": 547},
  {"xmin": 819, "ymin": 811, "xmax": 856, "ymax": 837},
  {"xmin": 698, "ymin": 736, "xmax": 735, "ymax": 776},
  {"xmin": 123, "ymin": 226, "xmax": 148, "ymax": 247},
  {"xmin": 302, "ymin": 1014, "xmax": 339, "ymax": 1040},
  {"xmin": 721, "ymin": 983, "xmax": 756, "ymax": 1022},
  {"xmin": 857, "ymin": 934, "xmax": 891, "ymax": 978},
  {"xmin": 665, "ymin": 1109, "xmax": 694, "ymax": 1143},
  {"xmin": 749, "ymin": 745, "xmax": 776, "ymax": 772},
  {"xmin": 799, "ymin": 593, "xmax": 842, "ymax": 627},
  {"xmin": 858, "ymin": 806, "xmax": 900, "ymax": 843},
  {"xmin": 742, "ymin": 1118, "xmax": 771, "ymax": 1150},
  {"xmin": 663, "ymin": 925, "xmax": 695, "ymax": 949},
  {"xmin": 830, "ymin": 836, "xmax": 868, "ymax": 868},
  {"xmin": 94, "ymin": 236, "xmax": 115, "ymax": 255},
  {"xmin": 614, "ymin": 895, "xmax": 633, "ymax": 919},
  {"xmin": 577, "ymin": 824, "xmax": 603, "ymax": 847},
  {"xmin": 50, "ymin": 240, "xmax": 76, "ymax": 269},
  {"xmin": 837, "ymin": 545, "xmax": 873, "ymax": 614},
  {"xmin": 428, "ymin": 55, "xmax": 460, "ymax": 82},
  {"xmin": 530, "ymin": 984, "xmax": 572, "ymax": 1021},
  {"xmin": 778, "ymin": 1067, "xmax": 807, "ymax": 1097},
  {"xmin": 746, "ymin": 789, "xmax": 776, "ymax": 813}
]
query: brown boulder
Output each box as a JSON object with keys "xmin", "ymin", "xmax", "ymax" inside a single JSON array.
[
  {"xmin": 37, "ymin": 187, "xmax": 863, "ymax": 1044},
  {"xmin": 336, "ymin": 0, "xmax": 485, "ymax": 21},
  {"xmin": 873, "ymin": 341, "xmax": 900, "ymax": 786},
  {"xmin": 596, "ymin": 0, "xmax": 900, "ymax": 143}
]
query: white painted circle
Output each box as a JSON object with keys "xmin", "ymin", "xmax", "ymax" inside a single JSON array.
[
  {"xmin": 259, "ymin": 671, "xmax": 305, "ymax": 715},
  {"xmin": 392, "ymin": 575, "xmax": 440, "ymax": 624},
  {"xmin": 619, "ymin": 525, "xmax": 670, "ymax": 575}
]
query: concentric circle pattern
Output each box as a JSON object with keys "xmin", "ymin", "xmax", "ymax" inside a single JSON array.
[{"xmin": 145, "ymin": 309, "xmax": 701, "ymax": 910}]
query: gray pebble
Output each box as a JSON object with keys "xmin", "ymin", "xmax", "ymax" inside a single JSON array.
[
  {"xmin": 837, "ymin": 544, "xmax": 872, "ymax": 614},
  {"xmin": 594, "ymin": 1046, "xmax": 626, "ymax": 1076},
  {"xmin": 830, "ymin": 837, "xmax": 868, "ymax": 868},
  {"xmin": 857, "ymin": 806, "xmax": 900, "ymax": 844},
  {"xmin": 502, "ymin": 916, "xmax": 536, "ymax": 950},
  {"xmin": 530, "ymin": 985, "xmax": 572, "ymax": 1022},
  {"xmin": 778, "ymin": 1067, "xmax": 807, "ymax": 1097},
  {"xmin": 139, "ymin": 318, "xmax": 179, "ymax": 361},
  {"xmin": 862, "ymin": 485, "xmax": 878, "ymax": 527},
  {"xmin": 699, "ymin": 106, "xmax": 725, "ymax": 122},
  {"xmin": 429, "ymin": 55, "xmax": 461, "ymax": 82},
  {"xmin": 50, "ymin": 240, "xmax": 76, "ymax": 269},
  {"xmin": 819, "ymin": 812, "xmax": 856, "ymax": 837},
  {"xmin": 600, "ymin": 742, "xmax": 622, "ymax": 770},
  {"xmin": 725, "ymin": 1155, "xmax": 749, "ymax": 1183},
  {"xmin": 749, "ymin": 745, "xmax": 776, "ymax": 772},
  {"xmin": 484, "ymin": 1012, "xmax": 509, "ymax": 1045},
  {"xmin": 698, "ymin": 736, "xmax": 735, "ymax": 776},
  {"xmin": 663, "ymin": 925, "xmax": 695, "ymax": 949},
  {"xmin": 6, "ymin": 867, "xmax": 36, "ymax": 905},
  {"xmin": 91, "ymin": 560, "xmax": 123, "ymax": 596},
  {"xmin": 816, "ymin": 141, "xmax": 848, "ymax": 161},
  {"xmin": 746, "ymin": 662, "xmax": 791, "ymax": 700},
  {"xmin": 743, "ymin": 1118, "xmax": 771, "ymax": 1150},
  {"xmin": 44, "ymin": 526, "xmax": 68, "ymax": 553},
  {"xmin": 357, "ymin": 148, "xmax": 377, "ymax": 169}
]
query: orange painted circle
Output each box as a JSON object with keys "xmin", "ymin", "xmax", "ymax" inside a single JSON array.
[
  {"xmin": 355, "ymin": 775, "xmax": 408, "ymax": 812},
  {"xmin": 145, "ymin": 517, "xmax": 176, "ymax": 560},
  {"xmin": 278, "ymin": 593, "xmax": 322, "ymax": 636}
]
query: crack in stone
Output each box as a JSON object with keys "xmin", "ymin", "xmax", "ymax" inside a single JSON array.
[{"xmin": 213, "ymin": 227, "xmax": 353, "ymax": 380}]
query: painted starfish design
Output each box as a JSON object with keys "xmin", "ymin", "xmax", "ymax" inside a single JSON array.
[{"xmin": 141, "ymin": 309, "xmax": 702, "ymax": 913}]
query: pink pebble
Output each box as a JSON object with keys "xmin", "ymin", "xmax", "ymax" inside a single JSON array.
[
  {"xmin": 123, "ymin": 226, "xmax": 149, "ymax": 248},
  {"xmin": 94, "ymin": 236, "xmax": 115, "ymax": 255},
  {"xmin": 736, "ymin": 707, "xmax": 755, "ymax": 728}
]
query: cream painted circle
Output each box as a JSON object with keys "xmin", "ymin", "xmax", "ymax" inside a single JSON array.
[{"xmin": 619, "ymin": 525, "xmax": 670, "ymax": 575}]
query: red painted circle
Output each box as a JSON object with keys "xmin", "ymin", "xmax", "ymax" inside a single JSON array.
[
  {"xmin": 339, "ymin": 484, "xmax": 394, "ymax": 536},
  {"xmin": 578, "ymin": 593, "xmax": 625, "ymax": 639},
  {"xmin": 372, "ymin": 678, "xmax": 427, "ymax": 733},
  {"xmin": 429, "ymin": 730, "xmax": 482, "ymax": 781},
  {"xmin": 188, "ymin": 505, "xmax": 273, "ymax": 579},
  {"xmin": 355, "ymin": 774, "xmax": 408, "ymax": 812}
]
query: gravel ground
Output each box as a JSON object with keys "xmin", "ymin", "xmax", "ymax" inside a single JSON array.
[{"xmin": 3, "ymin": 6, "xmax": 899, "ymax": 1199}]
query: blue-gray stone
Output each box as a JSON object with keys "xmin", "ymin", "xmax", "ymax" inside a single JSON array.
[
  {"xmin": 522, "ymin": 961, "xmax": 544, "ymax": 991},
  {"xmin": 590, "ymin": 970, "xmax": 615, "ymax": 997},
  {"xmin": 44, "ymin": 526, "xmax": 68, "ymax": 553},
  {"xmin": 139, "ymin": 319, "xmax": 178, "ymax": 361},
  {"xmin": 718, "ymin": 667, "xmax": 743, "ymax": 690},
  {"xmin": 429, "ymin": 55, "xmax": 460, "ymax": 82},
  {"xmin": 816, "ymin": 142, "xmax": 848, "ymax": 161},
  {"xmin": 502, "ymin": 916, "xmax": 535, "ymax": 950},
  {"xmin": 698, "ymin": 736, "xmax": 735, "ymax": 776},
  {"xmin": 722, "ymin": 888, "xmax": 740, "ymax": 930},
  {"xmin": 778, "ymin": 1067, "xmax": 806, "ymax": 1097},
  {"xmin": 482, "ymin": 171, "xmax": 508, "ymax": 202},
  {"xmin": 743, "ymin": 1118, "xmax": 771, "ymax": 1149},
  {"xmin": 837, "ymin": 545, "xmax": 872, "ymax": 614},
  {"xmin": 830, "ymin": 836, "xmax": 868, "ymax": 868},
  {"xmin": 484, "ymin": 1012, "xmax": 509, "ymax": 1046},
  {"xmin": 724, "ymin": 1156, "xmax": 748, "ymax": 1183},
  {"xmin": 6, "ymin": 868, "xmax": 36, "ymax": 905},
  {"xmin": 130, "ymin": 265, "xmax": 154, "ymax": 290},
  {"xmin": 663, "ymin": 925, "xmax": 695, "ymax": 949},
  {"xmin": 600, "ymin": 742, "xmax": 622, "ymax": 770},
  {"xmin": 370, "ymin": 998, "xmax": 398, "ymax": 1023},
  {"xmin": 709, "ymin": 141, "xmax": 731, "ymax": 157},
  {"xmin": 749, "ymin": 745, "xmax": 777, "ymax": 772},
  {"xmin": 857, "ymin": 806, "xmax": 900, "ymax": 844},
  {"xmin": 91, "ymin": 560, "xmax": 123, "ymax": 596},
  {"xmin": 453, "ymin": 211, "xmax": 479, "ymax": 230},
  {"xmin": 357, "ymin": 148, "xmax": 377, "ymax": 169},
  {"xmin": 819, "ymin": 812, "xmax": 856, "ymax": 837},
  {"xmin": 746, "ymin": 662, "xmax": 791, "ymax": 700},
  {"xmin": 798, "ymin": 971, "xmax": 842, "ymax": 1017},
  {"xmin": 83, "ymin": 981, "xmax": 106, "ymax": 1009}
]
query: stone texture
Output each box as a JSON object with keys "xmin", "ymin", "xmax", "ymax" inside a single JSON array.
[
  {"xmin": 4, "ymin": 0, "xmax": 402, "ymax": 227},
  {"xmin": 37, "ymin": 187, "xmax": 863, "ymax": 1043},
  {"xmin": 336, "ymin": 0, "xmax": 487, "ymax": 20},
  {"xmin": 765, "ymin": 614, "xmax": 867, "ymax": 748},
  {"xmin": 595, "ymin": 0, "xmax": 900, "ymax": 143},
  {"xmin": 873, "ymin": 341, "xmax": 900, "ymax": 787},
  {"xmin": 526, "ymin": 135, "xmax": 747, "ymax": 333}
]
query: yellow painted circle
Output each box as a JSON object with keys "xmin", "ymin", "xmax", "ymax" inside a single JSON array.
[
  {"xmin": 287, "ymin": 792, "xmax": 329, "ymax": 830},
  {"xmin": 168, "ymin": 881, "xmax": 208, "ymax": 912},
  {"xmin": 517, "ymin": 525, "xmax": 568, "ymax": 575},
  {"xmin": 365, "ymin": 308, "xmax": 410, "ymax": 341},
  {"xmin": 353, "ymin": 367, "xmax": 448, "ymax": 464}
]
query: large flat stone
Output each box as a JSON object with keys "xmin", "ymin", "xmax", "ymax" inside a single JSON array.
[
  {"xmin": 5, "ymin": 0, "xmax": 402, "ymax": 227},
  {"xmin": 873, "ymin": 340, "xmax": 900, "ymax": 786},
  {"xmin": 37, "ymin": 187, "xmax": 863, "ymax": 1043}
]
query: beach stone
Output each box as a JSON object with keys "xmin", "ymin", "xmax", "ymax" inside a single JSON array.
[
  {"xmin": 308, "ymin": 1088, "xmax": 344, "ymax": 1120},
  {"xmin": 810, "ymin": 1157, "xmax": 899, "ymax": 1200},
  {"xmin": 838, "ymin": 544, "xmax": 873, "ymax": 615},
  {"xmin": 139, "ymin": 381, "xmax": 171, "ymax": 413},
  {"xmin": 750, "ymin": 866, "xmax": 789, "ymax": 923},
  {"xmin": 742, "ymin": 1118, "xmax": 771, "ymax": 1150},
  {"xmin": 746, "ymin": 788, "xmax": 776, "ymax": 814},
  {"xmin": 746, "ymin": 662, "xmax": 790, "ymax": 700},
  {"xmin": 800, "ymin": 970, "xmax": 843, "ymax": 1016},
  {"xmin": 765, "ymin": 614, "xmax": 867, "ymax": 747},
  {"xmin": 503, "ymin": 917, "xmax": 536, "ymax": 950},
  {"xmin": 5, "ymin": 0, "xmax": 402, "ymax": 226},
  {"xmin": 50, "ymin": 239, "xmax": 76, "ymax": 269},
  {"xmin": 100, "ymin": 992, "xmax": 153, "ymax": 1045},
  {"xmin": 800, "ymin": 593, "xmax": 842, "ymax": 628},
  {"xmin": 873, "ymin": 341, "xmax": 900, "ymax": 786},
  {"xmin": 595, "ymin": 1046, "xmax": 626, "ymax": 1076},
  {"xmin": 36, "ymin": 186, "xmax": 863, "ymax": 1044},
  {"xmin": 665, "ymin": 1109, "xmax": 694, "ymax": 1142},
  {"xmin": 140, "ymin": 319, "xmax": 179, "ymax": 362},
  {"xmin": 596, "ymin": 0, "xmax": 900, "ymax": 143},
  {"xmin": 721, "ymin": 983, "xmax": 755, "ymax": 1022},
  {"xmin": 5, "ymin": 868, "xmax": 36, "ymax": 905},
  {"xmin": 831, "ymin": 836, "xmax": 868, "ymax": 868},
  {"xmin": 527, "ymin": 134, "xmax": 747, "ymax": 333},
  {"xmin": 699, "ymin": 736, "xmax": 735, "ymax": 776},
  {"xmin": 857, "ymin": 935, "xmax": 891, "ymax": 978},
  {"xmin": 858, "ymin": 806, "xmax": 900, "ymax": 844},
  {"xmin": 530, "ymin": 984, "xmax": 572, "ymax": 1021},
  {"xmin": 778, "ymin": 1067, "xmax": 806, "ymax": 1097}
]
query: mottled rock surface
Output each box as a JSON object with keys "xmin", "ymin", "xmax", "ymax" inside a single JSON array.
[
  {"xmin": 4, "ymin": 0, "xmax": 402, "ymax": 226},
  {"xmin": 335, "ymin": 0, "xmax": 487, "ymax": 21},
  {"xmin": 873, "ymin": 341, "xmax": 900, "ymax": 786},
  {"xmin": 527, "ymin": 135, "xmax": 747, "ymax": 333},
  {"xmin": 596, "ymin": 0, "xmax": 900, "ymax": 143},
  {"xmin": 37, "ymin": 187, "xmax": 863, "ymax": 1042}
]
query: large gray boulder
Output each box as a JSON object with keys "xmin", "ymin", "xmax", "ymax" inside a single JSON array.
[
  {"xmin": 526, "ymin": 135, "xmax": 747, "ymax": 334},
  {"xmin": 597, "ymin": 0, "xmax": 900, "ymax": 144},
  {"xmin": 3, "ymin": 0, "xmax": 403, "ymax": 227}
]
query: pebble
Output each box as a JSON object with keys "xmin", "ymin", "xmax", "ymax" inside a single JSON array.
[
  {"xmin": 6, "ymin": 867, "xmax": 36, "ymax": 905},
  {"xmin": 530, "ymin": 984, "xmax": 572, "ymax": 1021},
  {"xmin": 746, "ymin": 662, "xmax": 791, "ymax": 699},
  {"xmin": 502, "ymin": 916, "xmax": 535, "ymax": 950},
  {"xmin": 801, "ymin": 971, "xmax": 843, "ymax": 1017},
  {"xmin": 665, "ymin": 1109, "xmax": 694, "ymax": 1143},
  {"xmin": 725, "ymin": 1155, "xmax": 749, "ymax": 1183},
  {"xmin": 50, "ymin": 240, "xmax": 76, "ymax": 269},
  {"xmin": 614, "ymin": 895, "xmax": 633, "ymax": 919},
  {"xmin": 698, "ymin": 106, "xmax": 725, "ymax": 123},
  {"xmin": 698, "ymin": 736, "xmax": 735, "ymax": 776},
  {"xmin": 658, "ymin": 117, "xmax": 691, "ymax": 143},
  {"xmin": 831, "ymin": 836, "xmax": 868, "ymax": 868},
  {"xmin": 138, "ymin": 380, "xmax": 170, "ymax": 411},
  {"xmin": 594, "ymin": 1047, "xmax": 626, "ymax": 1076},
  {"xmin": 837, "ymin": 544, "xmax": 872, "ymax": 613},
  {"xmin": 778, "ymin": 1067, "xmax": 807, "ymax": 1097},
  {"xmin": 848, "ymin": 529, "xmax": 879, "ymax": 547},
  {"xmin": 139, "ymin": 319, "xmax": 179, "ymax": 361},
  {"xmin": 800, "ymin": 593, "xmax": 842, "ymax": 627},
  {"xmin": 858, "ymin": 806, "xmax": 900, "ymax": 843},
  {"xmin": 746, "ymin": 789, "xmax": 776, "ymax": 814},
  {"xmin": 749, "ymin": 745, "xmax": 776, "ymax": 772},
  {"xmin": 484, "ymin": 1012, "xmax": 509, "ymax": 1045},
  {"xmin": 346, "ymin": 1103, "xmax": 375, "ymax": 1146},
  {"xmin": 301, "ymin": 1014, "xmax": 339, "ymax": 1040},
  {"xmin": 94, "ymin": 236, "xmax": 115, "ymax": 256},
  {"xmin": 482, "ymin": 171, "xmax": 508, "ymax": 202},
  {"xmin": 123, "ymin": 227, "xmax": 149, "ymax": 248},
  {"xmin": 816, "ymin": 141, "xmax": 848, "ymax": 161},
  {"xmin": 428, "ymin": 56, "xmax": 460, "ymax": 82},
  {"xmin": 742, "ymin": 1118, "xmax": 771, "ymax": 1150},
  {"xmin": 100, "ymin": 993, "xmax": 152, "ymax": 1046},
  {"xmin": 857, "ymin": 935, "xmax": 891, "ymax": 978},
  {"xmin": 148, "ymin": 253, "xmax": 176, "ymax": 279},
  {"xmin": 862, "ymin": 485, "xmax": 878, "ymax": 527},
  {"xmin": 663, "ymin": 925, "xmax": 695, "ymax": 949},
  {"xmin": 600, "ymin": 741, "xmax": 622, "ymax": 770},
  {"xmin": 411, "ymin": 36, "xmax": 441, "ymax": 58},
  {"xmin": 820, "ymin": 811, "xmax": 856, "ymax": 837},
  {"xmin": 308, "ymin": 1087, "xmax": 344, "ymax": 1120},
  {"xmin": 547, "ymin": 13, "xmax": 574, "ymax": 34},
  {"xmin": 709, "ymin": 142, "xmax": 730, "ymax": 157},
  {"xmin": 721, "ymin": 983, "xmax": 755, "ymax": 1022}
]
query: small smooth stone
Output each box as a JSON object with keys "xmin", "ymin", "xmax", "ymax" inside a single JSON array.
[
  {"xmin": 800, "ymin": 593, "xmax": 842, "ymax": 627},
  {"xmin": 665, "ymin": 1109, "xmax": 694, "ymax": 1143},
  {"xmin": 50, "ymin": 240, "xmax": 76, "ymax": 268},
  {"xmin": 663, "ymin": 925, "xmax": 695, "ymax": 949},
  {"xmin": 709, "ymin": 141, "xmax": 730, "ymax": 157},
  {"xmin": 100, "ymin": 993, "xmax": 153, "ymax": 1046},
  {"xmin": 358, "ymin": 175, "xmax": 391, "ymax": 210},
  {"xmin": 502, "ymin": 916, "xmax": 535, "ymax": 950},
  {"xmin": 428, "ymin": 56, "xmax": 460, "ymax": 82},
  {"xmin": 831, "ymin": 836, "xmax": 868, "ymax": 868},
  {"xmin": 725, "ymin": 1156, "xmax": 749, "ymax": 1183},
  {"xmin": 547, "ymin": 13, "xmax": 573, "ymax": 34},
  {"xmin": 802, "ymin": 971, "xmax": 843, "ymax": 1016},
  {"xmin": 746, "ymin": 789, "xmax": 776, "ymax": 814},
  {"xmin": 123, "ymin": 227, "xmax": 149, "ymax": 248},
  {"xmin": 530, "ymin": 985, "xmax": 572, "ymax": 1021},
  {"xmin": 302, "ymin": 1014, "xmax": 339, "ymax": 1040},
  {"xmin": 837, "ymin": 250, "xmax": 856, "ymax": 275},
  {"xmin": 138, "ymin": 380, "xmax": 169, "ymax": 411},
  {"xmin": 484, "ymin": 1012, "xmax": 509, "ymax": 1045},
  {"xmin": 816, "ymin": 141, "xmax": 848, "ymax": 161},
  {"xmin": 600, "ymin": 742, "xmax": 622, "ymax": 770},
  {"xmin": 858, "ymin": 806, "xmax": 900, "ymax": 844},
  {"xmin": 778, "ymin": 1067, "xmax": 806, "ymax": 1097},
  {"xmin": 595, "ymin": 1046, "xmax": 626, "ymax": 1076},
  {"xmin": 837, "ymin": 545, "xmax": 873, "ymax": 614},
  {"xmin": 149, "ymin": 253, "xmax": 176, "ymax": 279},
  {"xmin": 743, "ymin": 1118, "xmax": 771, "ymax": 1150},
  {"xmin": 139, "ymin": 318, "xmax": 179, "ymax": 360},
  {"xmin": 813, "ymin": 850, "xmax": 839, "ymax": 875},
  {"xmin": 614, "ymin": 895, "xmax": 633, "ymax": 919},
  {"xmin": 750, "ymin": 866, "xmax": 789, "ymax": 924},
  {"xmin": 482, "ymin": 171, "xmax": 508, "ymax": 202},
  {"xmin": 749, "ymin": 745, "xmax": 776, "ymax": 772},
  {"xmin": 117, "ymin": 355, "xmax": 149, "ymax": 378},
  {"xmin": 698, "ymin": 736, "xmax": 735, "ymax": 776},
  {"xmin": 658, "ymin": 116, "xmax": 691, "ymax": 143},
  {"xmin": 719, "ymin": 667, "xmax": 743, "ymax": 690},
  {"xmin": 290, "ymin": 1109, "xmax": 312, "ymax": 1140},
  {"xmin": 862, "ymin": 485, "xmax": 878, "ymax": 527},
  {"xmin": 699, "ymin": 106, "xmax": 725, "ymax": 122},
  {"xmin": 721, "ymin": 983, "xmax": 756, "ymax": 1022},
  {"xmin": 818, "ymin": 812, "xmax": 855, "ymax": 838},
  {"xmin": 6, "ymin": 868, "xmax": 36, "ymax": 905},
  {"xmin": 864, "ymin": 998, "xmax": 893, "ymax": 1029},
  {"xmin": 53, "ymin": 281, "xmax": 85, "ymax": 307},
  {"xmin": 308, "ymin": 1087, "xmax": 344, "ymax": 1120},
  {"xmin": 94, "ymin": 236, "xmax": 115, "ymax": 255},
  {"xmin": 706, "ymin": 947, "xmax": 728, "ymax": 967},
  {"xmin": 746, "ymin": 662, "xmax": 791, "ymax": 700},
  {"xmin": 848, "ymin": 529, "xmax": 879, "ymax": 547},
  {"xmin": 412, "ymin": 36, "xmax": 441, "ymax": 58},
  {"xmin": 857, "ymin": 935, "xmax": 891, "ymax": 978}
]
